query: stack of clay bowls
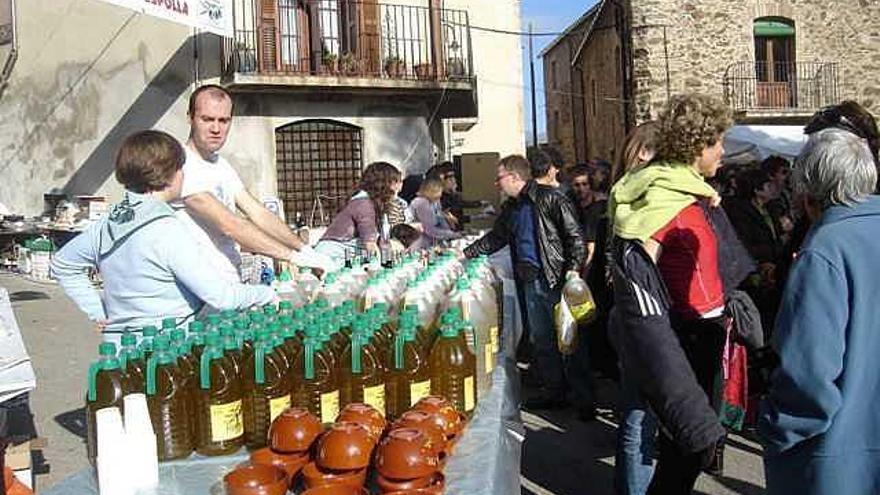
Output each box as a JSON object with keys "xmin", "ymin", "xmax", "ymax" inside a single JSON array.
[{"xmin": 250, "ymin": 407, "xmax": 322, "ymax": 488}]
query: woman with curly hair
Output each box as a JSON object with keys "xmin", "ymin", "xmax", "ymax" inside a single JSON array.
[
  {"xmin": 609, "ymin": 93, "xmax": 737, "ymax": 494},
  {"xmin": 316, "ymin": 161, "xmax": 403, "ymax": 268}
]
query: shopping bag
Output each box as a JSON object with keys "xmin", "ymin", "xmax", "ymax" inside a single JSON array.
[{"xmin": 554, "ymin": 296, "xmax": 578, "ymax": 355}]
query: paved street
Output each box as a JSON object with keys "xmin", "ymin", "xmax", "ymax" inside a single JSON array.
[{"xmin": 3, "ymin": 272, "xmax": 767, "ymax": 493}]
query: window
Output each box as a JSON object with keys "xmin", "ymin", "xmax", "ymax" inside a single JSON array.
[
  {"xmin": 275, "ymin": 120, "xmax": 364, "ymax": 226},
  {"xmin": 753, "ymin": 17, "xmax": 796, "ymax": 107}
]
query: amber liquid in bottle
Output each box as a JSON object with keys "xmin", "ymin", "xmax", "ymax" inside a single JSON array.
[
  {"xmin": 429, "ymin": 324, "xmax": 477, "ymax": 416},
  {"xmin": 196, "ymin": 346, "xmax": 245, "ymax": 456},
  {"xmin": 85, "ymin": 343, "xmax": 129, "ymax": 465},
  {"xmin": 291, "ymin": 339, "xmax": 339, "ymax": 425},
  {"xmin": 146, "ymin": 345, "xmax": 193, "ymax": 460},
  {"xmin": 340, "ymin": 333, "xmax": 385, "ymax": 412},
  {"xmin": 242, "ymin": 341, "xmax": 291, "ymax": 449},
  {"xmin": 385, "ymin": 330, "xmax": 430, "ymax": 419}
]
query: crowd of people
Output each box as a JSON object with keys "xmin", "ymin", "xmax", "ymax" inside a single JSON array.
[{"xmin": 48, "ymin": 83, "xmax": 880, "ymax": 494}]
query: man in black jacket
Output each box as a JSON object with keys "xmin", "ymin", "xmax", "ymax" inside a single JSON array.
[{"xmin": 464, "ymin": 155, "xmax": 590, "ymax": 413}]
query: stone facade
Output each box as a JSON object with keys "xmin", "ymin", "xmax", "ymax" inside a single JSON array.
[
  {"xmin": 540, "ymin": 12, "xmax": 593, "ymax": 165},
  {"xmin": 563, "ymin": 0, "xmax": 880, "ymax": 166}
]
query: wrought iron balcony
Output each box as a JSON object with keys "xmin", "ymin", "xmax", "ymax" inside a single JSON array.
[
  {"xmin": 724, "ymin": 61, "xmax": 840, "ymax": 115},
  {"xmin": 223, "ymin": 0, "xmax": 473, "ymax": 84}
]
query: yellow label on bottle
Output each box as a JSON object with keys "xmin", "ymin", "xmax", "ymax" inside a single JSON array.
[
  {"xmin": 485, "ymin": 342, "xmax": 495, "ymax": 374},
  {"xmin": 210, "ymin": 400, "xmax": 243, "ymax": 442},
  {"xmin": 464, "ymin": 376, "xmax": 475, "ymax": 412},
  {"xmin": 489, "ymin": 326, "xmax": 499, "ymax": 353},
  {"xmin": 409, "ymin": 380, "xmax": 431, "ymax": 406},
  {"xmin": 364, "ymin": 384, "xmax": 386, "ymax": 414},
  {"xmin": 320, "ymin": 390, "xmax": 340, "ymax": 424},
  {"xmin": 269, "ymin": 395, "xmax": 291, "ymax": 423}
]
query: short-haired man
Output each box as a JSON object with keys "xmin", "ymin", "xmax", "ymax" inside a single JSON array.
[
  {"xmin": 528, "ymin": 148, "xmax": 562, "ymax": 187},
  {"xmin": 173, "ymin": 85, "xmax": 332, "ymax": 282},
  {"xmin": 464, "ymin": 155, "xmax": 590, "ymax": 414},
  {"xmin": 426, "ymin": 161, "xmax": 487, "ymax": 229}
]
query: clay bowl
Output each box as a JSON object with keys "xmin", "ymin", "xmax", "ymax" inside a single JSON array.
[
  {"xmin": 300, "ymin": 485, "xmax": 370, "ymax": 495},
  {"xmin": 336, "ymin": 402, "xmax": 387, "ymax": 439},
  {"xmin": 269, "ymin": 407, "xmax": 324, "ymax": 453},
  {"xmin": 316, "ymin": 421, "xmax": 375, "ymax": 470},
  {"xmin": 411, "ymin": 397, "xmax": 463, "ymax": 438},
  {"xmin": 223, "ymin": 463, "xmax": 288, "ymax": 495},
  {"xmin": 249, "ymin": 447, "xmax": 310, "ymax": 483},
  {"xmin": 301, "ymin": 461, "xmax": 368, "ymax": 489},
  {"xmin": 374, "ymin": 428, "xmax": 441, "ymax": 480},
  {"xmin": 382, "ymin": 488, "xmax": 443, "ymax": 495},
  {"xmin": 376, "ymin": 472, "xmax": 445, "ymax": 493},
  {"xmin": 391, "ymin": 411, "xmax": 447, "ymax": 457}
]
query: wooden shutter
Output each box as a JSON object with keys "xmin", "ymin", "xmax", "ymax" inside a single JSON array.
[
  {"xmin": 258, "ymin": 0, "xmax": 281, "ymax": 72},
  {"xmin": 358, "ymin": 0, "xmax": 380, "ymax": 75}
]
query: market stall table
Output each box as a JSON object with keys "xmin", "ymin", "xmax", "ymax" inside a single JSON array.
[{"xmin": 42, "ymin": 357, "xmax": 523, "ymax": 495}]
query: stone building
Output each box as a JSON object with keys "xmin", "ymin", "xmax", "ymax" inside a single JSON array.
[
  {"xmin": 546, "ymin": 0, "xmax": 880, "ymax": 165},
  {"xmin": 0, "ymin": 0, "xmax": 524, "ymax": 221}
]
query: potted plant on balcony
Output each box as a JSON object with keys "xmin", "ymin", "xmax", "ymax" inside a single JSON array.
[
  {"xmin": 322, "ymin": 48, "xmax": 339, "ymax": 75},
  {"xmin": 414, "ymin": 63, "xmax": 434, "ymax": 80},
  {"xmin": 446, "ymin": 40, "xmax": 465, "ymax": 79},
  {"xmin": 339, "ymin": 52, "xmax": 361, "ymax": 76},
  {"xmin": 233, "ymin": 41, "xmax": 257, "ymax": 73},
  {"xmin": 384, "ymin": 55, "xmax": 406, "ymax": 78}
]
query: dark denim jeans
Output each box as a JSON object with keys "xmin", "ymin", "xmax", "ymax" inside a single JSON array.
[{"xmin": 521, "ymin": 273, "xmax": 595, "ymax": 408}]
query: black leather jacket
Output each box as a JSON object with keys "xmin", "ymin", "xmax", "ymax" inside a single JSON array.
[{"xmin": 464, "ymin": 181, "xmax": 586, "ymax": 289}]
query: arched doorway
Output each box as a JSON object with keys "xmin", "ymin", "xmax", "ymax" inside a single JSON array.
[{"xmin": 275, "ymin": 119, "xmax": 363, "ymax": 226}]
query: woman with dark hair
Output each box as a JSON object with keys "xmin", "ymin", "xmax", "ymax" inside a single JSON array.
[{"xmin": 315, "ymin": 161, "xmax": 403, "ymax": 267}]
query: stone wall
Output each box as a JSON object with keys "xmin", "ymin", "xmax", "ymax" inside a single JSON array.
[
  {"xmin": 542, "ymin": 26, "xmax": 587, "ymax": 166},
  {"xmin": 629, "ymin": 0, "xmax": 880, "ymax": 121}
]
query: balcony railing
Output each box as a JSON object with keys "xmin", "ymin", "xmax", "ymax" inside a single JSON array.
[
  {"xmin": 724, "ymin": 61, "xmax": 839, "ymax": 112},
  {"xmin": 223, "ymin": 0, "xmax": 473, "ymax": 82}
]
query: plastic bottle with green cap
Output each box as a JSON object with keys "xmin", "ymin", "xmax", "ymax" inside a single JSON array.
[
  {"xmin": 278, "ymin": 299, "xmax": 294, "ymax": 316},
  {"xmin": 242, "ymin": 339, "xmax": 291, "ymax": 449},
  {"xmin": 206, "ymin": 314, "xmax": 222, "ymax": 333},
  {"xmin": 278, "ymin": 319, "xmax": 303, "ymax": 378},
  {"xmin": 384, "ymin": 319, "xmax": 430, "ymax": 419},
  {"xmin": 196, "ymin": 333, "xmax": 244, "ymax": 456},
  {"xmin": 339, "ymin": 325, "xmax": 385, "ymax": 411},
  {"xmin": 139, "ymin": 325, "xmax": 159, "ymax": 362},
  {"xmin": 85, "ymin": 342, "xmax": 128, "ymax": 464},
  {"xmin": 169, "ymin": 328, "xmax": 186, "ymax": 348},
  {"xmin": 291, "ymin": 337, "xmax": 339, "ymax": 425},
  {"xmin": 220, "ymin": 309, "xmax": 237, "ymax": 322},
  {"xmin": 429, "ymin": 319, "xmax": 477, "ymax": 416},
  {"xmin": 220, "ymin": 325, "xmax": 243, "ymax": 376},
  {"xmin": 161, "ymin": 317, "xmax": 177, "ymax": 333},
  {"xmin": 188, "ymin": 320, "xmax": 207, "ymax": 361},
  {"xmin": 145, "ymin": 335, "xmax": 193, "ymax": 460},
  {"xmin": 175, "ymin": 339, "xmax": 200, "ymax": 448},
  {"xmin": 119, "ymin": 331, "xmax": 146, "ymax": 393}
]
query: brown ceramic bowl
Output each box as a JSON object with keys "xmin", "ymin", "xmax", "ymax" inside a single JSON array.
[
  {"xmin": 381, "ymin": 488, "xmax": 443, "ymax": 495},
  {"xmin": 391, "ymin": 411, "xmax": 447, "ymax": 457},
  {"xmin": 374, "ymin": 428, "xmax": 441, "ymax": 480},
  {"xmin": 336, "ymin": 402, "xmax": 387, "ymax": 439},
  {"xmin": 316, "ymin": 421, "xmax": 375, "ymax": 470},
  {"xmin": 412, "ymin": 396, "xmax": 463, "ymax": 438},
  {"xmin": 301, "ymin": 461, "xmax": 367, "ymax": 489},
  {"xmin": 249, "ymin": 447, "xmax": 310, "ymax": 484},
  {"xmin": 376, "ymin": 472, "xmax": 444, "ymax": 493},
  {"xmin": 300, "ymin": 485, "xmax": 370, "ymax": 495},
  {"xmin": 223, "ymin": 463, "xmax": 288, "ymax": 495},
  {"xmin": 269, "ymin": 407, "xmax": 324, "ymax": 453}
]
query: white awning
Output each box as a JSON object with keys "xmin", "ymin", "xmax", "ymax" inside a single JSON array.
[
  {"xmin": 723, "ymin": 125, "xmax": 808, "ymax": 165},
  {"xmin": 95, "ymin": 0, "xmax": 233, "ymax": 37}
]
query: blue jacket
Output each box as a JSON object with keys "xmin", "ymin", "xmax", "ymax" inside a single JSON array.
[
  {"xmin": 51, "ymin": 193, "xmax": 274, "ymax": 341},
  {"xmin": 760, "ymin": 195, "xmax": 880, "ymax": 495}
]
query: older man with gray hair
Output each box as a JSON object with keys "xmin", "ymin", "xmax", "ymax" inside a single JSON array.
[{"xmin": 759, "ymin": 127, "xmax": 880, "ymax": 495}]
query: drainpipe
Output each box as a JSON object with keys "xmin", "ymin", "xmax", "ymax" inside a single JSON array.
[{"xmin": 0, "ymin": 0, "xmax": 18, "ymax": 99}]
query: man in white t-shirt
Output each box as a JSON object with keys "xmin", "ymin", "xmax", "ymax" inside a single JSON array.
[{"xmin": 172, "ymin": 84, "xmax": 333, "ymax": 281}]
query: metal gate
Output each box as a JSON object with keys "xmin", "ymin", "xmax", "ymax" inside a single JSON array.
[{"xmin": 275, "ymin": 119, "xmax": 363, "ymax": 226}]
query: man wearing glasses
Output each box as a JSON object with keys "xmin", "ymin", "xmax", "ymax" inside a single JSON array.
[{"xmin": 464, "ymin": 155, "xmax": 591, "ymax": 416}]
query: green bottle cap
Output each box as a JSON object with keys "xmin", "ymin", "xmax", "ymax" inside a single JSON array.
[
  {"xmin": 279, "ymin": 270, "xmax": 293, "ymax": 282},
  {"xmin": 220, "ymin": 309, "xmax": 237, "ymax": 320},
  {"xmin": 456, "ymin": 279, "xmax": 470, "ymax": 290},
  {"xmin": 219, "ymin": 322, "xmax": 234, "ymax": 337},
  {"xmin": 87, "ymin": 343, "xmax": 121, "ymax": 402},
  {"xmin": 188, "ymin": 332, "xmax": 205, "ymax": 347},
  {"xmin": 279, "ymin": 300, "xmax": 293, "ymax": 312},
  {"xmin": 170, "ymin": 328, "xmax": 186, "ymax": 344},
  {"xmin": 120, "ymin": 331, "xmax": 137, "ymax": 347},
  {"xmin": 279, "ymin": 314, "xmax": 293, "ymax": 326},
  {"xmin": 161, "ymin": 318, "xmax": 177, "ymax": 331},
  {"xmin": 205, "ymin": 332, "xmax": 222, "ymax": 348},
  {"xmin": 189, "ymin": 320, "xmax": 205, "ymax": 334},
  {"xmin": 206, "ymin": 314, "xmax": 221, "ymax": 326},
  {"xmin": 315, "ymin": 299, "xmax": 329, "ymax": 310},
  {"xmin": 142, "ymin": 325, "xmax": 158, "ymax": 338},
  {"xmin": 263, "ymin": 304, "xmax": 278, "ymax": 315},
  {"xmin": 250, "ymin": 312, "xmax": 266, "ymax": 324}
]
